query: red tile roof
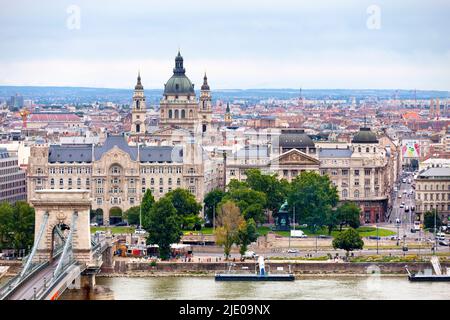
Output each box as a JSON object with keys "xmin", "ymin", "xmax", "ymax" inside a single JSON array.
[{"xmin": 29, "ymin": 113, "xmax": 81, "ymax": 122}]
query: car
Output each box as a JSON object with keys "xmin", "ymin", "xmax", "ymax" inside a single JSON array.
[
  {"xmin": 399, "ymin": 204, "xmax": 404, "ymax": 208},
  {"xmin": 402, "ymin": 178, "xmax": 406, "ymax": 183},
  {"xmin": 395, "ymin": 218, "xmax": 401, "ymax": 224},
  {"xmin": 439, "ymin": 240, "xmax": 449, "ymax": 246},
  {"xmin": 369, "ymin": 236, "xmax": 381, "ymax": 240},
  {"xmin": 405, "ymin": 206, "xmax": 409, "ymax": 212},
  {"xmin": 317, "ymin": 235, "xmax": 332, "ymax": 239},
  {"xmin": 398, "ymin": 194, "xmax": 402, "ymax": 198},
  {"xmin": 90, "ymin": 222, "xmax": 98, "ymax": 227},
  {"xmin": 135, "ymin": 229, "xmax": 146, "ymax": 235},
  {"xmin": 393, "ymin": 187, "xmax": 398, "ymax": 192},
  {"xmin": 114, "ymin": 221, "xmax": 128, "ymax": 227},
  {"xmin": 287, "ymin": 249, "xmax": 299, "ymax": 253},
  {"xmin": 242, "ymin": 251, "xmax": 257, "ymax": 259}
]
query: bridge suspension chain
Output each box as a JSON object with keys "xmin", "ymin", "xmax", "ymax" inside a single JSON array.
[{"xmin": 53, "ymin": 212, "xmax": 78, "ymax": 279}]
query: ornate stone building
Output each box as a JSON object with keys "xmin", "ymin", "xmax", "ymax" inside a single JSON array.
[
  {"xmin": 225, "ymin": 127, "xmax": 394, "ymax": 223},
  {"xmin": 157, "ymin": 51, "xmax": 212, "ymax": 136},
  {"xmin": 130, "ymin": 72, "xmax": 147, "ymax": 135},
  {"xmin": 27, "ymin": 134, "xmax": 207, "ymax": 225}
]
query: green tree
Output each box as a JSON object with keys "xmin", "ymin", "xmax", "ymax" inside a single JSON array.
[
  {"xmin": 215, "ymin": 200, "xmax": 244, "ymax": 259},
  {"xmin": 288, "ymin": 171, "xmax": 339, "ymax": 233},
  {"xmin": 141, "ymin": 188, "xmax": 155, "ymax": 229},
  {"xmin": 165, "ymin": 188, "xmax": 202, "ymax": 229},
  {"xmin": 237, "ymin": 218, "xmax": 257, "ymax": 258},
  {"xmin": 223, "ymin": 187, "xmax": 267, "ymax": 224},
  {"xmin": 245, "ymin": 169, "xmax": 290, "ymax": 217},
  {"xmin": 124, "ymin": 206, "xmax": 140, "ymax": 225},
  {"xmin": 0, "ymin": 202, "xmax": 13, "ymax": 250},
  {"xmin": 332, "ymin": 227, "xmax": 364, "ymax": 256},
  {"xmin": 145, "ymin": 197, "xmax": 182, "ymax": 260},
  {"xmin": 203, "ymin": 188, "xmax": 226, "ymax": 223},
  {"xmin": 336, "ymin": 202, "xmax": 361, "ymax": 231},
  {"xmin": 11, "ymin": 201, "xmax": 35, "ymax": 253},
  {"xmin": 227, "ymin": 179, "xmax": 248, "ymax": 191},
  {"xmin": 423, "ymin": 210, "xmax": 443, "ymax": 230}
]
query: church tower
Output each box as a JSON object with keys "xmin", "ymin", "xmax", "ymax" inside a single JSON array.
[
  {"xmin": 131, "ymin": 72, "xmax": 147, "ymax": 135},
  {"xmin": 199, "ymin": 73, "xmax": 212, "ymax": 133},
  {"xmin": 224, "ymin": 102, "xmax": 232, "ymax": 126}
]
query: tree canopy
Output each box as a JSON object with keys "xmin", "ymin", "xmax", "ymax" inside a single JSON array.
[
  {"xmin": 203, "ymin": 188, "xmax": 226, "ymax": 223},
  {"xmin": 335, "ymin": 202, "xmax": 361, "ymax": 231},
  {"xmin": 287, "ymin": 171, "xmax": 339, "ymax": 233},
  {"xmin": 141, "ymin": 188, "xmax": 155, "ymax": 229},
  {"xmin": 165, "ymin": 188, "xmax": 202, "ymax": 230},
  {"xmin": 332, "ymin": 227, "xmax": 364, "ymax": 255},
  {"xmin": 215, "ymin": 200, "xmax": 244, "ymax": 259},
  {"xmin": 0, "ymin": 201, "xmax": 35, "ymax": 253},
  {"xmin": 145, "ymin": 197, "xmax": 182, "ymax": 260},
  {"xmin": 423, "ymin": 210, "xmax": 443, "ymax": 230}
]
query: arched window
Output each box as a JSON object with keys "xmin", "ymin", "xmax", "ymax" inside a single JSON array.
[
  {"xmin": 342, "ymin": 189, "xmax": 348, "ymax": 198},
  {"xmin": 159, "ymin": 178, "xmax": 163, "ymax": 185},
  {"xmin": 358, "ymin": 147, "xmax": 361, "ymax": 152},
  {"xmin": 169, "ymin": 110, "xmax": 172, "ymax": 118},
  {"xmin": 50, "ymin": 178, "xmax": 55, "ymax": 186},
  {"xmin": 181, "ymin": 109, "xmax": 186, "ymax": 118},
  {"xmin": 151, "ymin": 178, "xmax": 154, "ymax": 185},
  {"xmin": 175, "ymin": 110, "xmax": 179, "ymax": 118},
  {"xmin": 177, "ymin": 178, "xmax": 181, "ymax": 185},
  {"xmin": 68, "ymin": 178, "xmax": 72, "ymax": 186},
  {"xmin": 189, "ymin": 109, "xmax": 193, "ymax": 118},
  {"xmin": 168, "ymin": 178, "xmax": 172, "ymax": 185},
  {"xmin": 366, "ymin": 147, "xmax": 369, "ymax": 153},
  {"xmin": 136, "ymin": 100, "xmax": 140, "ymax": 109},
  {"xmin": 354, "ymin": 190, "xmax": 359, "ymax": 198}
]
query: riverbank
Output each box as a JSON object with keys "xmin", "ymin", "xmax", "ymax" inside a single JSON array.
[{"xmin": 104, "ymin": 260, "xmax": 450, "ymax": 276}]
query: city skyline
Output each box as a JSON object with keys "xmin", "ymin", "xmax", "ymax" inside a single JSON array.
[{"xmin": 1, "ymin": 0, "xmax": 449, "ymax": 90}]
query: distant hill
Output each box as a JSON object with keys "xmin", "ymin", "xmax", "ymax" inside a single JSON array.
[{"xmin": 0, "ymin": 86, "xmax": 448, "ymax": 105}]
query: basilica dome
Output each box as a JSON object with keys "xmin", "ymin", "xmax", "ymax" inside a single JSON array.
[{"xmin": 164, "ymin": 51, "xmax": 195, "ymax": 96}]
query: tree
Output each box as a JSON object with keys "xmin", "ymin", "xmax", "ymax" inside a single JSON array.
[
  {"xmin": 0, "ymin": 202, "xmax": 35, "ymax": 253},
  {"xmin": 165, "ymin": 188, "xmax": 202, "ymax": 230},
  {"xmin": 141, "ymin": 188, "xmax": 155, "ymax": 229},
  {"xmin": 124, "ymin": 206, "xmax": 140, "ymax": 225},
  {"xmin": 336, "ymin": 202, "xmax": 361, "ymax": 231},
  {"xmin": 214, "ymin": 200, "xmax": 244, "ymax": 259},
  {"xmin": 203, "ymin": 188, "xmax": 226, "ymax": 223},
  {"xmin": 0, "ymin": 202, "xmax": 13, "ymax": 250},
  {"xmin": 227, "ymin": 179, "xmax": 248, "ymax": 191},
  {"xmin": 288, "ymin": 171, "xmax": 339, "ymax": 233},
  {"xmin": 423, "ymin": 210, "xmax": 443, "ymax": 230},
  {"xmin": 245, "ymin": 169, "xmax": 290, "ymax": 217},
  {"xmin": 223, "ymin": 187, "xmax": 267, "ymax": 224},
  {"xmin": 145, "ymin": 197, "xmax": 182, "ymax": 260},
  {"xmin": 332, "ymin": 228, "xmax": 364, "ymax": 256},
  {"xmin": 237, "ymin": 218, "xmax": 257, "ymax": 258}
]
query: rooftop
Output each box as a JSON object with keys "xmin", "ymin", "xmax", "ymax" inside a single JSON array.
[{"xmin": 417, "ymin": 167, "xmax": 450, "ymax": 179}]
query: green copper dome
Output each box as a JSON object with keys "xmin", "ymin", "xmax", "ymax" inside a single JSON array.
[
  {"xmin": 352, "ymin": 127, "xmax": 378, "ymax": 143},
  {"xmin": 164, "ymin": 51, "xmax": 195, "ymax": 96}
]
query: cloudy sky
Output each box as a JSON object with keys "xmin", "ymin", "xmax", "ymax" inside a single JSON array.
[{"xmin": 0, "ymin": 0, "xmax": 449, "ymax": 90}]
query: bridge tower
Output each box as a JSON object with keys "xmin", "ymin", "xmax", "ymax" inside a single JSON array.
[{"xmin": 31, "ymin": 190, "xmax": 93, "ymax": 264}]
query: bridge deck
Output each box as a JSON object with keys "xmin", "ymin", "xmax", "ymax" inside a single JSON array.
[{"xmin": 8, "ymin": 258, "xmax": 60, "ymax": 300}]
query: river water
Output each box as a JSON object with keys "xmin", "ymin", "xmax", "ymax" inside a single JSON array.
[{"xmin": 94, "ymin": 276, "xmax": 450, "ymax": 300}]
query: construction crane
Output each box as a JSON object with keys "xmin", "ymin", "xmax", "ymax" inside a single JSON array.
[{"xmin": 19, "ymin": 108, "xmax": 30, "ymax": 128}]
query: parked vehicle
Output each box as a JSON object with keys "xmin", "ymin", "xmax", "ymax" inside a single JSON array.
[
  {"xmin": 242, "ymin": 251, "xmax": 257, "ymax": 259},
  {"xmin": 402, "ymin": 178, "xmax": 406, "ymax": 183},
  {"xmin": 290, "ymin": 230, "xmax": 307, "ymax": 238},
  {"xmin": 287, "ymin": 249, "xmax": 299, "ymax": 253},
  {"xmin": 135, "ymin": 229, "xmax": 146, "ymax": 235},
  {"xmin": 90, "ymin": 222, "xmax": 98, "ymax": 227},
  {"xmin": 405, "ymin": 206, "xmax": 409, "ymax": 212}
]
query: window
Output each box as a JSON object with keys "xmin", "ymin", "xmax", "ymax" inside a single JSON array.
[
  {"xmin": 364, "ymin": 188, "xmax": 370, "ymax": 197},
  {"xmin": 168, "ymin": 178, "xmax": 172, "ymax": 185},
  {"xmin": 159, "ymin": 187, "xmax": 163, "ymax": 193},
  {"xmin": 365, "ymin": 169, "xmax": 371, "ymax": 175},
  {"xmin": 60, "ymin": 178, "xmax": 64, "ymax": 186},
  {"xmin": 169, "ymin": 110, "xmax": 172, "ymax": 118},
  {"xmin": 342, "ymin": 189, "xmax": 348, "ymax": 198},
  {"xmin": 159, "ymin": 178, "xmax": 163, "ymax": 185},
  {"xmin": 129, "ymin": 198, "xmax": 135, "ymax": 205},
  {"xmin": 142, "ymin": 178, "xmax": 145, "ymax": 185},
  {"xmin": 354, "ymin": 179, "xmax": 359, "ymax": 186},
  {"xmin": 177, "ymin": 178, "xmax": 181, "ymax": 186},
  {"xmin": 354, "ymin": 170, "xmax": 360, "ymax": 176},
  {"xmin": 365, "ymin": 179, "xmax": 370, "ymax": 186},
  {"xmin": 354, "ymin": 190, "xmax": 360, "ymax": 198},
  {"xmin": 366, "ymin": 147, "xmax": 369, "ymax": 153},
  {"xmin": 342, "ymin": 169, "xmax": 348, "ymax": 176},
  {"xmin": 77, "ymin": 178, "xmax": 81, "ymax": 187},
  {"xmin": 151, "ymin": 178, "xmax": 154, "ymax": 185},
  {"xmin": 96, "ymin": 198, "xmax": 102, "ymax": 205},
  {"xmin": 181, "ymin": 109, "xmax": 186, "ymax": 118},
  {"xmin": 111, "ymin": 166, "xmax": 121, "ymax": 174},
  {"xmin": 86, "ymin": 178, "xmax": 90, "ymax": 189}
]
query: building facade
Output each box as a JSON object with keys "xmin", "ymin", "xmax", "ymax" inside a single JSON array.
[
  {"xmin": 0, "ymin": 148, "xmax": 27, "ymax": 204},
  {"xmin": 27, "ymin": 134, "xmax": 207, "ymax": 225},
  {"xmin": 415, "ymin": 167, "xmax": 450, "ymax": 222}
]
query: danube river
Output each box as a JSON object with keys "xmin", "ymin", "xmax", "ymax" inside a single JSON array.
[{"xmin": 91, "ymin": 276, "xmax": 450, "ymax": 300}]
